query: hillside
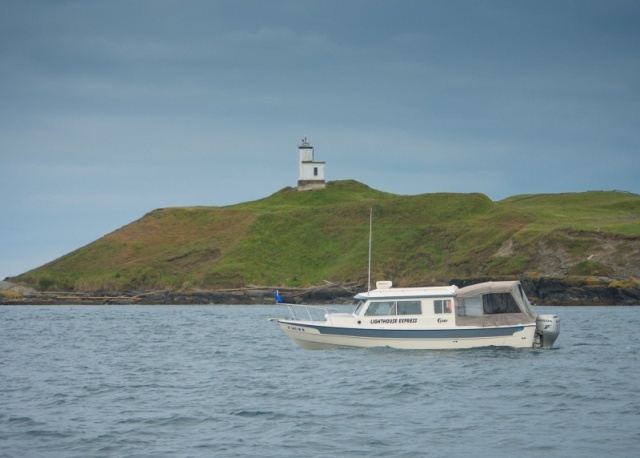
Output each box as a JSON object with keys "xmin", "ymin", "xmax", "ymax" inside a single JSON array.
[{"xmin": 7, "ymin": 180, "xmax": 640, "ymax": 303}]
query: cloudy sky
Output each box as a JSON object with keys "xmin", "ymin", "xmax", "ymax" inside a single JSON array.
[{"xmin": 1, "ymin": 0, "xmax": 639, "ymax": 279}]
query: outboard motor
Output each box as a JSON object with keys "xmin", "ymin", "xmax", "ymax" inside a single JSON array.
[{"xmin": 535, "ymin": 314, "xmax": 560, "ymax": 349}]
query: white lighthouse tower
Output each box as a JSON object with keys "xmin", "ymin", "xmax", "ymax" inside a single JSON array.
[{"xmin": 297, "ymin": 137, "xmax": 326, "ymax": 190}]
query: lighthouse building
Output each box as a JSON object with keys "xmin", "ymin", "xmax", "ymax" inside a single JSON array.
[{"xmin": 297, "ymin": 138, "xmax": 326, "ymax": 190}]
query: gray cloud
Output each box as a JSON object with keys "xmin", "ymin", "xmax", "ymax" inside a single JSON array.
[{"xmin": 1, "ymin": 0, "xmax": 639, "ymax": 277}]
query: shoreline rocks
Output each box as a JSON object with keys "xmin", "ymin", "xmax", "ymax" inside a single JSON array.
[{"xmin": 1, "ymin": 277, "xmax": 639, "ymax": 306}]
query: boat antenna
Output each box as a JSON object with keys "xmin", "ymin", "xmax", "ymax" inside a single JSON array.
[{"xmin": 368, "ymin": 207, "xmax": 373, "ymax": 292}]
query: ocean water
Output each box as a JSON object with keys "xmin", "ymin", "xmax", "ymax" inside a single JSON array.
[{"xmin": 1, "ymin": 305, "xmax": 639, "ymax": 458}]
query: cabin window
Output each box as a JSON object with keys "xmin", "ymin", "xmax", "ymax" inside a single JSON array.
[
  {"xmin": 457, "ymin": 294, "xmax": 522, "ymax": 316},
  {"xmin": 483, "ymin": 293, "xmax": 521, "ymax": 314},
  {"xmin": 434, "ymin": 299, "xmax": 452, "ymax": 314},
  {"xmin": 397, "ymin": 300, "xmax": 422, "ymax": 315},
  {"xmin": 457, "ymin": 296, "xmax": 483, "ymax": 317},
  {"xmin": 364, "ymin": 300, "xmax": 422, "ymax": 316},
  {"xmin": 353, "ymin": 300, "xmax": 365, "ymax": 315},
  {"xmin": 365, "ymin": 301, "xmax": 394, "ymax": 316}
]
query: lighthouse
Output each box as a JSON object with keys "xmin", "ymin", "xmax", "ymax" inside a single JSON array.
[{"xmin": 297, "ymin": 137, "xmax": 326, "ymax": 190}]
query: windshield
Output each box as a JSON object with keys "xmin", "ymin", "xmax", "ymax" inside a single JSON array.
[{"xmin": 353, "ymin": 300, "xmax": 365, "ymax": 315}]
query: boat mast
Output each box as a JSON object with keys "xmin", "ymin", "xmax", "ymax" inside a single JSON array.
[{"xmin": 368, "ymin": 207, "xmax": 372, "ymax": 292}]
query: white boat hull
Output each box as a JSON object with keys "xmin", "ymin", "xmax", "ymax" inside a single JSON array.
[{"xmin": 278, "ymin": 320, "xmax": 537, "ymax": 350}]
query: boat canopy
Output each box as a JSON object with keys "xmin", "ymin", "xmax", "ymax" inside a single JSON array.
[{"xmin": 455, "ymin": 281, "xmax": 537, "ymax": 327}]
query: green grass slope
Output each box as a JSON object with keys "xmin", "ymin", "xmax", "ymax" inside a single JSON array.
[{"xmin": 12, "ymin": 181, "xmax": 640, "ymax": 291}]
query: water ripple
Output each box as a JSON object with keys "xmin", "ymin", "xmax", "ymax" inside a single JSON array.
[{"xmin": 1, "ymin": 305, "xmax": 639, "ymax": 457}]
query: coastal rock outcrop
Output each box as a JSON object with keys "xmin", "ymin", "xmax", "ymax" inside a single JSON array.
[{"xmin": 1, "ymin": 278, "xmax": 639, "ymax": 305}]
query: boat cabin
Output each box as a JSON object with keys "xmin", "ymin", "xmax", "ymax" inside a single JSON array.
[{"xmin": 349, "ymin": 280, "xmax": 536, "ymax": 328}]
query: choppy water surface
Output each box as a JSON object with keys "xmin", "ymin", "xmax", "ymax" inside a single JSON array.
[{"xmin": 1, "ymin": 305, "xmax": 639, "ymax": 457}]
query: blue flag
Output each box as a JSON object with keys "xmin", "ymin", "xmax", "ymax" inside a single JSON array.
[{"xmin": 275, "ymin": 290, "xmax": 283, "ymax": 303}]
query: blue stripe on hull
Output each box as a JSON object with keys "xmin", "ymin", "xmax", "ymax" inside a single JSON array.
[{"xmin": 280, "ymin": 321, "xmax": 529, "ymax": 339}]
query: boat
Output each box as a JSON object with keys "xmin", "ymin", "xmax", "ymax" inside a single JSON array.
[{"xmin": 276, "ymin": 280, "xmax": 560, "ymax": 350}]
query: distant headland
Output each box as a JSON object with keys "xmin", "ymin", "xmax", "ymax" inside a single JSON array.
[{"xmin": 2, "ymin": 180, "xmax": 639, "ymax": 305}]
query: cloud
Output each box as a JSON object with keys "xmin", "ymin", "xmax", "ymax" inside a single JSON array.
[{"xmin": 1, "ymin": 0, "xmax": 639, "ymax": 279}]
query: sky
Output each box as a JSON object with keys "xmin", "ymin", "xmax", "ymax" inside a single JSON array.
[{"xmin": 1, "ymin": 0, "xmax": 639, "ymax": 279}]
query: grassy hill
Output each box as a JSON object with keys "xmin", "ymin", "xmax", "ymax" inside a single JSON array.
[{"xmin": 10, "ymin": 180, "xmax": 640, "ymax": 292}]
